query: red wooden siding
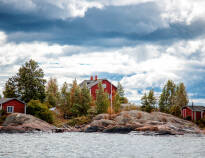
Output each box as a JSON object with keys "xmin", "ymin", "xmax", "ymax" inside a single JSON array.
[
  {"xmin": 182, "ymin": 107, "xmax": 192, "ymax": 119},
  {"xmin": 196, "ymin": 111, "xmax": 201, "ymax": 121},
  {"xmin": 181, "ymin": 107, "xmax": 204, "ymax": 121},
  {"xmin": 91, "ymin": 80, "xmax": 117, "ymax": 100},
  {"xmin": 2, "ymin": 99, "xmax": 25, "ymax": 113}
]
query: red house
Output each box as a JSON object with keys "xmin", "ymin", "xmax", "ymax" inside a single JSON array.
[
  {"xmin": 181, "ymin": 106, "xmax": 205, "ymax": 121},
  {"xmin": 0, "ymin": 98, "xmax": 26, "ymax": 114},
  {"xmin": 80, "ymin": 76, "xmax": 117, "ymax": 100}
]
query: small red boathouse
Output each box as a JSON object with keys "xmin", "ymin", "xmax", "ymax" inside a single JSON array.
[
  {"xmin": 0, "ymin": 98, "xmax": 26, "ymax": 114},
  {"xmin": 181, "ymin": 106, "xmax": 205, "ymax": 121}
]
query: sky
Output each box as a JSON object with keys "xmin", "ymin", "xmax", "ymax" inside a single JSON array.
[{"xmin": 0, "ymin": 0, "xmax": 205, "ymax": 104}]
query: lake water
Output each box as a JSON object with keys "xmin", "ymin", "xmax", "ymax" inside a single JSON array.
[{"xmin": 0, "ymin": 132, "xmax": 205, "ymax": 158}]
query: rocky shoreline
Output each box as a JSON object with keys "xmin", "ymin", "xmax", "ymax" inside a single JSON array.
[{"xmin": 0, "ymin": 111, "xmax": 203, "ymax": 135}]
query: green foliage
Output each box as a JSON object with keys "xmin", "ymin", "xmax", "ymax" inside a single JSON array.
[
  {"xmin": 112, "ymin": 92, "xmax": 121, "ymax": 113},
  {"xmin": 46, "ymin": 78, "xmax": 60, "ymax": 107},
  {"xmin": 3, "ymin": 59, "xmax": 46, "ymax": 103},
  {"xmin": 196, "ymin": 118, "xmax": 205, "ymax": 128},
  {"xmin": 175, "ymin": 83, "xmax": 189, "ymax": 107},
  {"xmin": 60, "ymin": 82, "xmax": 70, "ymax": 114},
  {"xmin": 3, "ymin": 77, "xmax": 19, "ymax": 98},
  {"xmin": 80, "ymin": 83, "xmax": 91, "ymax": 115},
  {"xmin": 159, "ymin": 80, "xmax": 189, "ymax": 117},
  {"xmin": 66, "ymin": 116, "xmax": 92, "ymax": 127},
  {"xmin": 27, "ymin": 100, "xmax": 54, "ymax": 124},
  {"xmin": 0, "ymin": 110, "xmax": 7, "ymax": 125},
  {"xmin": 0, "ymin": 94, "xmax": 2, "ymax": 99},
  {"xmin": 141, "ymin": 89, "xmax": 156, "ymax": 113},
  {"xmin": 117, "ymin": 82, "xmax": 128, "ymax": 104},
  {"xmin": 61, "ymin": 80, "xmax": 92, "ymax": 117},
  {"xmin": 159, "ymin": 80, "xmax": 176, "ymax": 113},
  {"xmin": 169, "ymin": 104, "xmax": 181, "ymax": 117},
  {"xmin": 96, "ymin": 82, "xmax": 110, "ymax": 114}
]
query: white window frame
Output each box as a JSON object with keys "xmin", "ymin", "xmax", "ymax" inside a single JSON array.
[{"xmin": 7, "ymin": 106, "xmax": 14, "ymax": 113}]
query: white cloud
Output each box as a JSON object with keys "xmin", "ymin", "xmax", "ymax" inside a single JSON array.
[
  {"xmin": 1, "ymin": 30, "xmax": 205, "ymax": 103},
  {"xmin": 0, "ymin": 31, "xmax": 7, "ymax": 45},
  {"xmin": 159, "ymin": 0, "xmax": 205, "ymax": 24}
]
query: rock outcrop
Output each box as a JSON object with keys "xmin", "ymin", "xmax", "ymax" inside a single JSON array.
[
  {"xmin": 83, "ymin": 110, "xmax": 202, "ymax": 135},
  {"xmin": 0, "ymin": 113, "xmax": 56, "ymax": 133}
]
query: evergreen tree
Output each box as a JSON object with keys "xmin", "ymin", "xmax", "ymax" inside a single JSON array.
[
  {"xmin": 147, "ymin": 89, "xmax": 156, "ymax": 109},
  {"xmin": 170, "ymin": 82, "xmax": 189, "ymax": 116},
  {"xmin": 60, "ymin": 82, "xmax": 70, "ymax": 116},
  {"xmin": 96, "ymin": 82, "xmax": 109, "ymax": 114},
  {"xmin": 112, "ymin": 91, "xmax": 121, "ymax": 113},
  {"xmin": 141, "ymin": 89, "xmax": 156, "ymax": 113},
  {"xmin": 117, "ymin": 82, "xmax": 128, "ymax": 103},
  {"xmin": 141, "ymin": 92, "xmax": 148, "ymax": 110},
  {"xmin": 3, "ymin": 77, "xmax": 19, "ymax": 98},
  {"xmin": 80, "ymin": 83, "xmax": 91, "ymax": 115},
  {"xmin": 117, "ymin": 82, "xmax": 124, "ymax": 97},
  {"xmin": 159, "ymin": 80, "xmax": 176, "ymax": 113},
  {"xmin": 70, "ymin": 79, "xmax": 81, "ymax": 116},
  {"xmin": 175, "ymin": 83, "xmax": 189, "ymax": 107},
  {"xmin": 15, "ymin": 59, "xmax": 46, "ymax": 103},
  {"xmin": 46, "ymin": 78, "xmax": 60, "ymax": 107}
]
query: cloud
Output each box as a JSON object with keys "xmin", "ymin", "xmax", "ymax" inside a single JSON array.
[
  {"xmin": 1, "ymin": 30, "xmax": 205, "ymax": 104},
  {"xmin": 0, "ymin": 0, "xmax": 103, "ymax": 19},
  {"xmin": 0, "ymin": 1, "xmax": 205, "ymax": 47}
]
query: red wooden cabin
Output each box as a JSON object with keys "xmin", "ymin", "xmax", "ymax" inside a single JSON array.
[
  {"xmin": 181, "ymin": 106, "xmax": 205, "ymax": 121},
  {"xmin": 0, "ymin": 98, "xmax": 26, "ymax": 114},
  {"xmin": 80, "ymin": 76, "xmax": 117, "ymax": 100}
]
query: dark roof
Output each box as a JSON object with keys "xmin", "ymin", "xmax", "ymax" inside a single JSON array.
[
  {"xmin": 0, "ymin": 98, "xmax": 25, "ymax": 105},
  {"xmin": 182, "ymin": 105, "xmax": 205, "ymax": 111},
  {"xmin": 79, "ymin": 79, "xmax": 117, "ymax": 89}
]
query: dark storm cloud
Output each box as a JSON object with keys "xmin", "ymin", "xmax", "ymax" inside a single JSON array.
[{"xmin": 0, "ymin": 2, "xmax": 204, "ymax": 46}]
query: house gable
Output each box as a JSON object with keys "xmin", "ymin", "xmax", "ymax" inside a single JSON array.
[{"xmin": 0, "ymin": 98, "xmax": 26, "ymax": 114}]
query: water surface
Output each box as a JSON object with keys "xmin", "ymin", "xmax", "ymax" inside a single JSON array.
[{"xmin": 0, "ymin": 132, "xmax": 205, "ymax": 158}]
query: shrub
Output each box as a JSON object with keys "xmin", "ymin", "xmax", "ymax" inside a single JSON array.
[
  {"xmin": 0, "ymin": 109, "xmax": 6, "ymax": 116},
  {"xmin": 67, "ymin": 116, "xmax": 92, "ymax": 127},
  {"xmin": 196, "ymin": 118, "xmax": 205, "ymax": 128},
  {"xmin": 27, "ymin": 100, "xmax": 54, "ymax": 124},
  {"xmin": 0, "ymin": 110, "xmax": 7, "ymax": 125}
]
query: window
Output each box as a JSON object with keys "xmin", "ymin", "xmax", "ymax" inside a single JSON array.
[
  {"xmin": 7, "ymin": 106, "xmax": 14, "ymax": 113},
  {"xmin": 102, "ymin": 84, "xmax": 106, "ymax": 88}
]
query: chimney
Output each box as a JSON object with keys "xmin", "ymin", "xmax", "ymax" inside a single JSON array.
[
  {"xmin": 90, "ymin": 76, "xmax": 93, "ymax": 80},
  {"xmin": 95, "ymin": 75, "xmax": 98, "ymax": 80}
]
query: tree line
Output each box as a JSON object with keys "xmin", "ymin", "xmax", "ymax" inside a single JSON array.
[
  {"xmin": 141, "ymin": 80, "xmax": 189, "ymax": 117},
  {"xmin": 2, "ymin": 59, "xmax": 127, "ymax": 122}
]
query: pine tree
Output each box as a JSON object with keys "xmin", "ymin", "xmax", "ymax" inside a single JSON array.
[
  {"xmin": 3, "ymin": 77, "xmax": 19, "ymax": 98},
  {"xmin": 60, "ymin": 82, "xmax": 70, "ymax": 116},
  {"xmin": 16, "ymin": 59, "xmax": 46, "ymax": 102},
  {"xmin": 147, "ymin": 89, "xmax": 156, "ymax": 109},
  {"xmin": 96, "ymin": 82, "xmax": 109, "ymax": 114},
  {"xmin": 80, "ymin": 83, "xmax": 91, "ymax": 115},
  {"xmin": 170, "ymin": 82, "xmax": 189, "ymax": 116},
  {"xmin": 46, "ymin": 78, "xmax": 60, "ymax": 107},
  {"xmin": 70, "ymin": 79, "xmax": 81, "ymax": 116},
  {"xmin": 141, "ymin": 92, "xmax": 148, "ymax": 110},
  {"xmin": 112, "ymin": 91, "xmax": 121, "ymax": 113},
  {"xmin": 141, "ymin": 90, "xmax": 156, "ymax": 113},
  {"xmin": 176, "ymin": 83, "xmax": 189, "ymax": 107},
  {"xmin": 159, "ymin": 80, "xmax": 176, "ymax": 113},
  {"xmin": 117, "ymin": 82, "xmax": 128, "ymax": 103}
]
